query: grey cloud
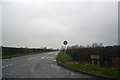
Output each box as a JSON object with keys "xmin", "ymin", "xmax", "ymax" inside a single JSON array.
[{"xmin": 2, "ymin": 2, "xmax": 118, "ymax": 48}]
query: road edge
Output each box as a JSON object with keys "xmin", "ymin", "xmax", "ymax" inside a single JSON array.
[{"xmin": 56, "ymin": 53, "xmax": 118, "ymax": 80}]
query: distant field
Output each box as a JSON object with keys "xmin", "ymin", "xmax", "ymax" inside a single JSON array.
[
  {"xmin": 2, "ymin": 51, "xmax": 47, "ymax": 59},
  {"xmin": 1, "ymin": 47, "xmax": 56, "ymax": 59},
  {"xmin": 57, "ymin": 52, "xmax": 120, "ymax": 79}
]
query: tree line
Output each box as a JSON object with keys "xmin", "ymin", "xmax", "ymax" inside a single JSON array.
[
  {"xmin": 65, "ymin": 45, "xmax": 120, "ymax": 68},
  {"xmin": 2, "ymin": 46, "xmax": 56, "ymax": 56}
]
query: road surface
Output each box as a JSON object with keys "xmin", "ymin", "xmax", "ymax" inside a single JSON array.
[{"xmin": 2, "ymin": 51, "xmax": 96, "ymax": 78}]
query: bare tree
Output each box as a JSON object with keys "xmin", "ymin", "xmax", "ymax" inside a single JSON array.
[
  {"xmin": 92, "ymin": 43, "xmax": 99, "ymax": 48},
  {"xmin": 99, "ymin": 43, "xmax": 103, "ymax": 47}
]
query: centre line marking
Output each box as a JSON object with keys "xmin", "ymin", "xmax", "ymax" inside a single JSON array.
[
  {"xmin": 41, "ymin": 57, "xmax": 45, "ymax": 59},
  {"xmin": 53, "ymin": 60, "xmax": 56, "ymax": 61},
  {"xmin": 6, "ymin": 65, "xmax": 9, "ymax": 67},
  {"xmin": 1, "ymin": 63, "xmax": 13, "ymax": 69},
  {"xmin": 27, "ymin": 56, "xmax": 41, "ymax": 60}
]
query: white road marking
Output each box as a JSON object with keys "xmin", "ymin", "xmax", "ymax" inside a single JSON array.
[
  {"xmin": 41, "ymin": 57, "xmax": 45, "ymax": 59},
  {"xmin": 6, "ymin": 65, "xmax": 9, "ymax": 67},
  {"xmin": 1, "ymin": 63, "xmax": 13, "ymax": 69},
  {"xmin": 27, "ymin": 56, "xmax": 41, "ymax": 60},
  {"xmin": 53, "ymin": 60, "xmax": 56, "ymax": 61},
  {"xmin": 6, "ymin": 63, "xmax": 13, "ymax": 67}
]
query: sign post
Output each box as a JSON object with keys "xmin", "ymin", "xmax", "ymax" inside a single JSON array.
[{"xmin": 63, "ymin": 41, "xmax": 68, "ymax": 56}]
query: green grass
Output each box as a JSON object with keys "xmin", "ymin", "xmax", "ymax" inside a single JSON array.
[
  {"xmin": 57, "ymin": 52, "xmax": 120, "ymax": 79},
  {"xmin": 57, "ymin": 52, "xmax": 72, "ymax": 63},
  {"xmin": 65, "ymin": 63, "xmax": 119, "ymax": 78},
  {"xmin": 2, "ymin": 51, "xmax": 47, "ymax": 59}
]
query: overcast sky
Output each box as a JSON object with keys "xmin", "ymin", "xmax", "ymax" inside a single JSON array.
[{"xmin": 1, "ymin": 0, "xmax": 118, "ymax": 49}]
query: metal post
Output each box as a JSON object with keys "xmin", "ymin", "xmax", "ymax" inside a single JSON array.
[
  {"xmin": 64, "ymin": 45, "xmax": 66, "ymax": 56},
  {"xmin": 65, "ymin": 45, "xmax": 66, "ymax": 53},
  {"xmin": 63, "ymin": 41, "xmax": 68, "ymax": 57}
]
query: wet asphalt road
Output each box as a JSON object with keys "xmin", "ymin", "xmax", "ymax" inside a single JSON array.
[{"xmin": 2, "ymin": 51, "xmax": 96, "ymax": 78}]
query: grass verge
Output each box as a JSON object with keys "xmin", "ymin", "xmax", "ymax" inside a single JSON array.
[
  {"xmin": 2, "ymin": 51, "xmax": 47, "ymax": 59},
  {"xmin": 57, "ymin": 52, "xmax": 72, "ymax": 63},
  {"xmin": 57, "ymin": 52, "xmax": 120, "ymax": 79}
]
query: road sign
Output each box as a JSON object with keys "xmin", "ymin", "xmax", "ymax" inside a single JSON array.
[{"xmin": 63, "ymin": 41, "xmax": 68, "ymax": 45}]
